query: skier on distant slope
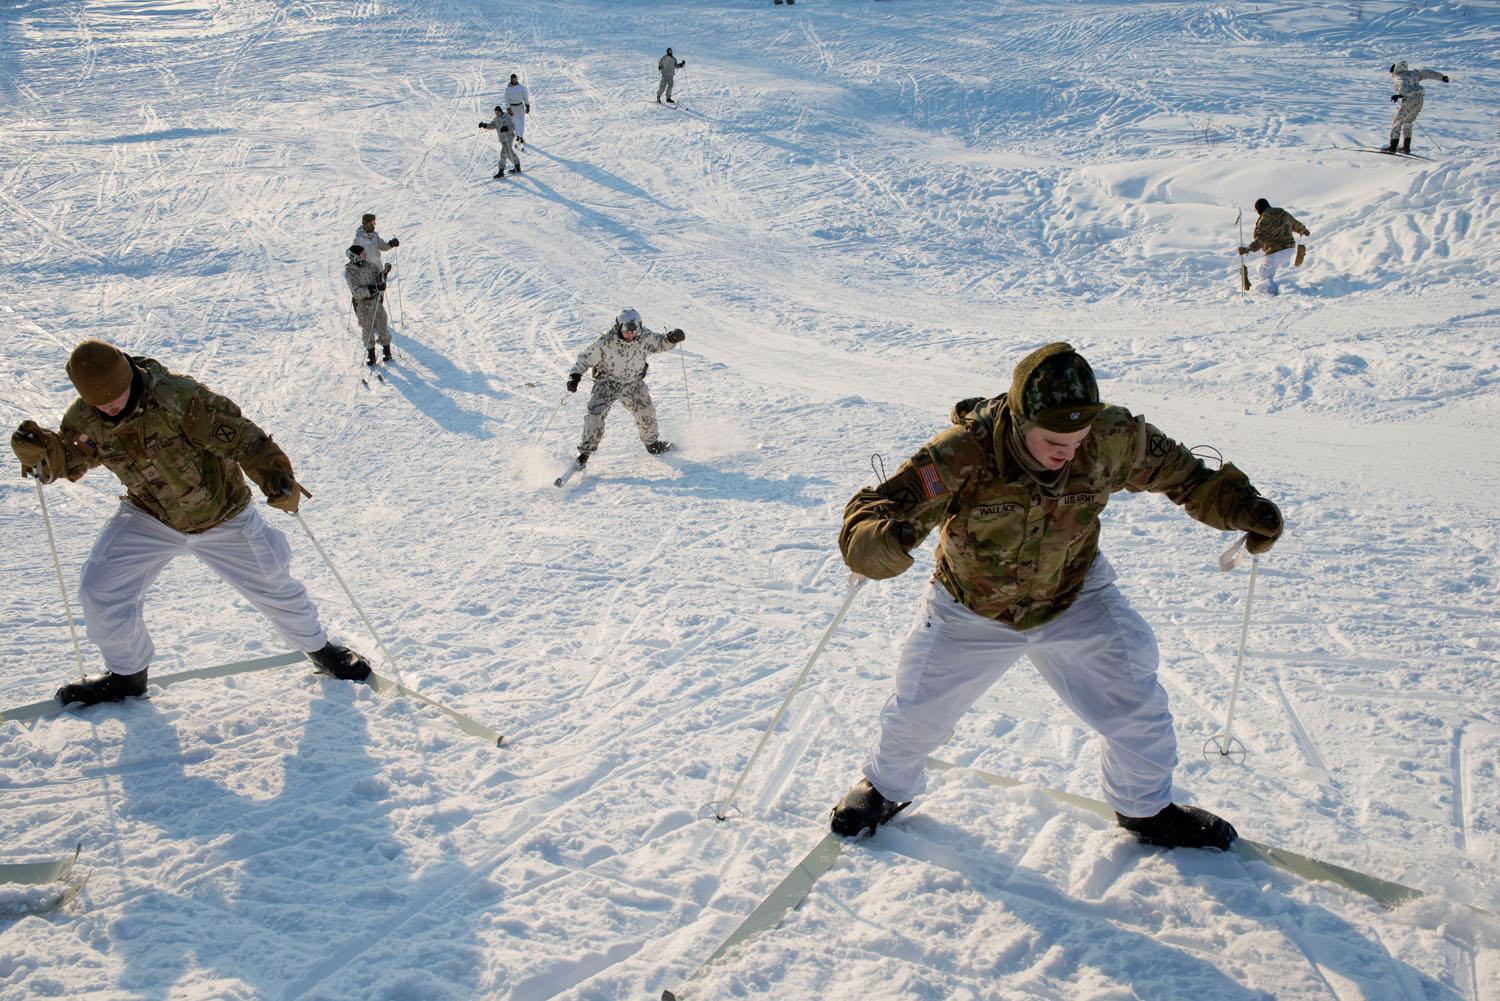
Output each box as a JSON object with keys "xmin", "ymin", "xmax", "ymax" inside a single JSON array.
[
  {"xmin": 1385, "ymin": 60, "xmax": 1450, "ymax": 154},
  {"xmin": 479, "ymin": 105, "xmax": 522, "ymax": 178},
  {"xmin": 656, "ymin": 47, "xmax": 685, "ymax": 105},
  {"xmin": 1238, "ymin": 197, "xmax": 1309, "ymax": 297},
  {"xmin": 352, "ymin": 212, "xmax": 399, "ymax": 271},
  {"xmin": 504, "ymin": 73, "xmax": 531, "ymax": 145},
  {"xmin": 564, "ymin": 308, "xmax": 686, "ymax": 470},
  {"xmin": 9, "ymin": 340, "xmax": 373, "ymax": 709},
  {"xmin": 344, "ymin": 244, "xmax": 391, "ymax": 366},
  {"xmin": 831, "ymin": 342, "xmax": 1284, "ymax": 850}
]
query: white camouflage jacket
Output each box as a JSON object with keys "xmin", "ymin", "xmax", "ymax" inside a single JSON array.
[
  {"xmin": 352, "ymin": 226, "xmax": 393, "ymax": 269},
  {"xmin": 569, "ymin": 325, "xmax": 678, "ymax": 383}
]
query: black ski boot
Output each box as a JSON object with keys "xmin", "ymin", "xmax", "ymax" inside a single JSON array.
[
  {"xmin": 366, "ymin": 347, "xmax": 377, "ymax": 366},
  {"xmin": 56, "ymin": 669, "xmax": 147, "ymax": 708},
  {"xmin": 576, "ymin": 452, "xmax": 589, "ymax": 468},
  {"xmin": 1401, "ymin": 137, "xmax": 1412, "ymax": 153},
  {"xmin": 830, "ymin": 779, "xmax": 910, "ymax": 837},
  {"xmin": 1116, "ymin": 803, "xmax": 1237, "ymax": 851},
  {"xmin": 494, "ymin": 169, "xmax": 505, "ymax": 179},
  {"xmin": 307, "ymin": 643, "xmax": 372, "ymax": 681},
  {"xmin": 665, "ymin": 97, "xmax": 675, "ymax": 105},
  {"xmin": 509, "ymin": 165, "xmax": 522, "ymax": 174},
  {"xmin": 645, "ymin": 439, "xmax": 672, "ymax": 455},
  {"xmin": 1385, "ymin": 139, "xmax": 1400, "ymax": 152},
  {"xmin": 382, "ymin": 344, "xmax": 392, "ymax": 362}
]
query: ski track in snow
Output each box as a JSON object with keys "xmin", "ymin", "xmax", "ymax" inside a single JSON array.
[{"xmin": 1, "ymin": 0, "xmax": 1499, "ymax": 999}]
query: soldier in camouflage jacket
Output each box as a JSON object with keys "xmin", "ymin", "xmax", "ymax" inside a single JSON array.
[
  {"xmin": 1239, "ymin": 198, "xmax": 1309, "ymax": 296},
  {"xmin": 10, "ymin": 341, "xmax": 372, "ymax": 707},
  {"xmin": 564, "ymin": 308, "xmax": 686, "ymax": 464},
  {"xmin": 830, "ymin": 343, "xmax": 1283, "ymax": 851}
]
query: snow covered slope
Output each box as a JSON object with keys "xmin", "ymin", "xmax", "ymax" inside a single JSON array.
[{"xmin": 1, "ymin": 1, "xmax": 1497, "ymax": 998}]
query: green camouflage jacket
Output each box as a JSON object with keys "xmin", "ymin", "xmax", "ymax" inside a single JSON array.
[
  {"xmin": 56, "ymin": 357, "xmax": 288, "ymax": 534},
  {"xmin": 1247, "ymin": 207, "xmax": 1309, "ymax": 255},
  {"xmin": 840, "ymin": 396, "xmax": 1267, "ymax": 630}
]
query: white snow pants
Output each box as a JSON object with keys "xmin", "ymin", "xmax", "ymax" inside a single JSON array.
[
  {"xmin": 1258, "ymin": 247, "xmax": 1296, "ymax": 295},
  {"xmin": 507, "ymin": 104, "xmax": 527, "ymax": 141},
  {"xmin": 79, "ymin": 502, "xmax": 328, "ymax": 676},
  {"xmin": 862, "ymin": 558, "xmax": 1177, "ymax": 818}
]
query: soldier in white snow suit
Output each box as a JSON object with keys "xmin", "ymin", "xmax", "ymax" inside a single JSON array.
[
  {"xmin": 344, "ymin": 244, "xmax": 390, "ymax": 365},
  {"xmin": 504, "ymin": 73, "xmax": 531, "ymax": 144},
  {"xmin": 831, "ymin": 343, "xmax": 1284, "ymax": 851},
  {"xmin": 656, "ymin": 47, "xmax": 685, "ymax": 104},
  {"xmin": 1238, "ymin": 198, "xmax": 1310, "ymax": 297},
  {"xmin": 565, "ymin": 308, "xmax": 686, "ymax": 467},
  {"xmin": 9, "ymin": 340, "xmax": 373, "ymax": 709},
  {"xmin": 479, "ymin": 105, "xmax": 522, "ymax": 178},
  {"xmin": 352, "ymin": 212, "xmax": 400, "ymax": 271},
  {"xmin": 1386, "ymin": 60, "xmax": 1449, "ymax": 153}
]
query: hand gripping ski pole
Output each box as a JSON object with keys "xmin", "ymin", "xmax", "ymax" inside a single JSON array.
[
  {"xmin": 27, "ymin": 456, "xmax": 87, "ymax": 681},
  {"xmin": 1204, "ymin": 534, "xmax": 1258, "ymax": 764},
  {"xmin": 705, "ymin": 574, "xmax": 867, "ymax": 822},
  {"xmin": 291, "ymin": 506, "xmax": 405, "ymax": 685}
]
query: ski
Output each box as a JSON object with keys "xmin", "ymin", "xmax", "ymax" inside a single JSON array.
[
  {"xmin": 365, "ymin": 670, "xmax": 505, "ymax": 747},
  {"xmin": 658, "ymin": 756, "xmax": 1436, "ymax": 1000},
  {"xmin": 0, "ymin": 843, "xmax": 79, "ymax": 887},
  {"xmin": 0, "ymin": 844, "xmax": 86, "ymax": 920},
  {"xmin": 1341, "ymin": 145, "xmax": 1435, "ymax": 162},
  {"xmin": 0, "ymin": 651, "xmax": 306, "ymax": 724},
  {"xmin": 554, "ymin": 459, "xmax": 585, "ymax": 488}
]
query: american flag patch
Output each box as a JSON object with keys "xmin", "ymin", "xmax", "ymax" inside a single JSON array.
[{"xmin": 917, "ymin": 463, "xmax": 945, "ymax": 499}]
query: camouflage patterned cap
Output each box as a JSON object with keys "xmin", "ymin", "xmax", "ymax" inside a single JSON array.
[
  {"xmin": 1008, "ymin": 342, "xmax": 1102, "ymax": 432},
  {"xmin": 66, "ymin": 340, "xmax": 134, "ymax": 407}
]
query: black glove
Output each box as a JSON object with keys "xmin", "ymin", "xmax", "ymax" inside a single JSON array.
[
  {"xmin": 500, "ymin": 126, "xmax": 511, "ymax": 133},
  {"xmin": 566, "ymin": 373, "xmax": 581, "ymax": 393},
  {"xmin": 1237, "ymin": 497, "xmax": 1283, "ymax": 555},
  {"xmin": 375, "ymin": 281, "xmax": 387, "ymax": 292},
  {"xmin": 384, "ymin": 263, "xmax": 392, "ymax": 275},
  {"xmin": 666, "ymin": 328, "xmax": 685, "ymax": 343},
  {"xmin": 1391, "ymin": 94, "xmax": 1401, "ymax": 102},
  {"xmin": 1442, "ymin": 75, "xmax": 1449, "ymax": 82},
  {"xmin": 479, "ymin": 122, "xmax": 487, "ymax": 129},
  {"xmin": 525, "ymin": 103, "xmax": 531, "ymax": 112},
  {"xmin": 387, "ymin": 237, "xmax": 399, "ymax": 248},
  {"xmin": 1238, "ymin": 245, "xmax": 1249, "ymax": 255}
]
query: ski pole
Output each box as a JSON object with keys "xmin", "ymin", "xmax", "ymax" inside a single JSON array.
[
  {"xmin": 291, "ymin": 507, "xmax": 405, "ymax": 685},
  {"xmin": 679, "ymin": 350, "xmax": 692, "ymax": 422},
  {"xmin": 535, "ymin": 393, "xmax": 570, "ymax": 443},
  {"xmin": 1205, "ymin": 535, "xmax": 1258, "ymax": 763},
  {"xmin": 28, "ymin": 456, "xmax": 87, "ymax": 681},
  {"xmin": 1236, "ymin": 210, "xmax": 1250, "ymax": 292},
  {"xmin": 710, "ymin": 574, "xmax": 868, "ymax": 821},
  {"xmin": 389, "ymin": 246, "xmax": 403, "ymax": 326},
  {"xmin": 1415, "ymin": 119, "xmax": 1442, "ymax": 153}
]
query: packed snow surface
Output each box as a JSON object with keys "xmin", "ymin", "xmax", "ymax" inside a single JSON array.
[{"xmin": 2, "ymin": 1, "xmax": 1498, "ymax": 998}]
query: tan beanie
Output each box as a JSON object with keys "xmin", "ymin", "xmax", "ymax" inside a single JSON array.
[{"xmin": 66, "ymin": 341, "xmax": 134, "ymax": 406}]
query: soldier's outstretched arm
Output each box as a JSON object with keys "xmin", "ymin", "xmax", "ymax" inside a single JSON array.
[{"xmin": 1122, "ymin": 418, "xmax": 1283, "ymax": 553}]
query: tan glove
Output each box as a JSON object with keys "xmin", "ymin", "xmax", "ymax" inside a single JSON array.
[
  {"xmin": 240, "ymin": 439, "xmax": 302, "ymax": 513},
  {"xmin": 11, "ymin": 421, "xmax": 64, "ymax": 481},
  {"xmin": 843, "ymin": 519, "xmax": 917, "ymax": 580}
]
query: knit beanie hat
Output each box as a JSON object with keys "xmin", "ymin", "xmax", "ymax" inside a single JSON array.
[
  {"xmin": 1007, "ymin": 342, "xmax": 1102, "ymax": 432},
  {"xmin": 361, "ymin": 213, "xmax": 376, "ymax": 228},
  {"xmin": 67, "ymin": 340, "xmax": 134, "ymax": 406}
]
